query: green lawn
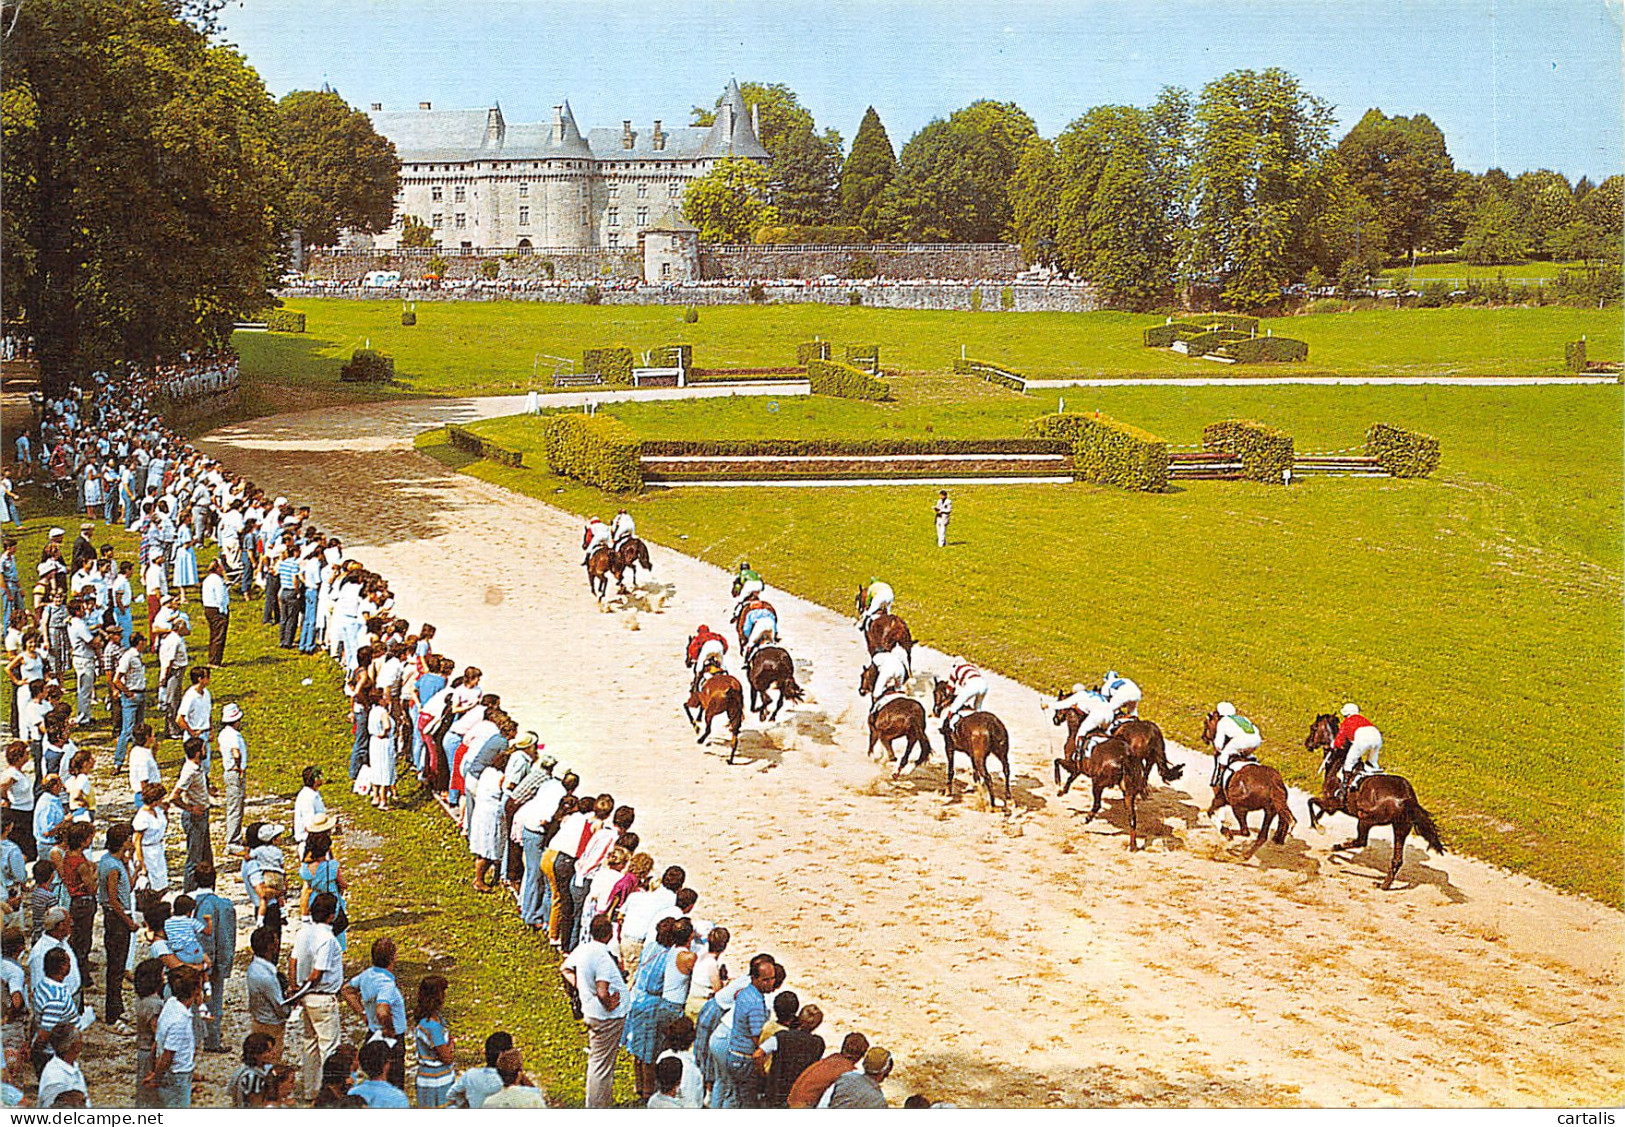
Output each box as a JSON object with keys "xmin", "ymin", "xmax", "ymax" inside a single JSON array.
[
  {"xmin": 7, "ymin": 504, "xmax": 623, "ymax": 1105},
  {"xmin": 427, "ymin": 376, "xmax": 1625, "ymax": 903},
  {"xmin": 248, "ymin": 299, "xmax": 1624, "ymax": 395},
  {"xmin": 1395, "ymin": 260, "xmax": 1583, "ymax": 283}
]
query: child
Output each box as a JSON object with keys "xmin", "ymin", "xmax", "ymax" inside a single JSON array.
[
  {"xmin": 656, "ymin": 1015, "xmax": 705, "ymax": 1109},
  {"xmin": 27, "ymin": 859, "xmax": 56, "ymax": 943},
  {"xmin": 646, "ymin": 1056, "xmax": 692, "ymax": 1108},
  {"xmin": 229, "ymin": 1032, "xmax": 275, "ymax": 1108},
  {"xmin": 233, "ymin": 823, "xmax": 287, "ymax": 930},
  {"xmin": 131, "ymin": 957, "xmax": 166, "ymax": 1109},
  {"xmin": 162, "ymin": 894, "xmax": 211, "ymax": 970}
]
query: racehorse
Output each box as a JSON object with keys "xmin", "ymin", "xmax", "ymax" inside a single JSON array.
[
  {"xmin": 684, "ymin": 673, "xmax": 744, "ymax": 763},
  {"xmin": 1051, "ymin": 730, "xmax": 1148, "ymax": 850},
  {"xmin": 1200, "ymin": 710, "xmax": 1295, "ymax": 858},
  {"xmin": 734, "ymin": 598, "xmax": 776, "ymax": 650},
  {"xmin": 1304, "ymin": 713, "xmax": 1445, "ymax": 889},
  {"xmin": 858, "ymin": 661, "xmax": 932, "ymax": 776},
  {"xmin": 1112, "ymin": 718, "xmax": 1184, "ymax": 784},
  {"xmin": 615, "ymin": 536, "xmax": 652, "ymax": 586},
  {"xmin": 746, "ymin": 646, "xmax": 804, "ymax": 722},
  {"xmin": 931, "ymin": 679, "xmax": 1012, "ymax": 813},
  {"xmin": 585, "ymin": 545, "xmax": 625, "ymax": 602},
  {"xmin": 863, "ymin": 613, "xmax": 914, "ymax": 662}
]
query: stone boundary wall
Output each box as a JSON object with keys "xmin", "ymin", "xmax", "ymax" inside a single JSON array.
[
  {"xmin": 700, "ymin": 243, "xmax": 1024, "ymax": 281},
  {"xmin": 278, "ymin": 282, "xmax": 1099, "ymax": 313},
  {"xmin": 303, "ymin": 249, "xmax": 642, "ymax": 282}
]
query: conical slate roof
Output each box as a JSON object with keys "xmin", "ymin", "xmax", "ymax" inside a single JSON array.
[
  {"xmin": 699, "ymin": 79, "xmax": 771, "ymax": 160},
  {"xmin": 644, "ymin": 206, "xmax": 698, "ymax": 234}
]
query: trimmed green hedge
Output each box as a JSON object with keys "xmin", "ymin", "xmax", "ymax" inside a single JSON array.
[
  {"xmin": 1181, "ymin": 329, "xmax": 1254, "ymax": 357},
  {"xmin": 1566, "ymin": 339, "xmax": 1587, "ymax": 373},
  {"xmin": 646, "ymin": 344, "xmax": 692, "ymax": 370},
  {"xmin": 400, "ymin": 309, "xmax": 417, "ymax": 327},
  {"xmin": 582, "ymin": 347, "xmax": 634, "ymax": 385},
  {"xmin": 1143, "ymin": 315, "xmax": 1261, "ymax": 348},
  {"xmin": 446, "ymin": 424, "xmax": 523, "ymax": 468},
  {"xmin": 685, "ymin": 367, "xmax": 805, "ymax": 384},
  {"xmin": 1026, "ymin": 412, "xmax": 1167, "ymax": 491},
  {"xmin": 642, "ymin": 437, "xmax": 1068, "ymax": 457},
  {"xmin": 843, "ymin": 344, "xmax": 881, "ymax": 373},
  {"xmin": 542, "ymin": 412, "xmax": 643, "ymax": 492},
  {"xmin": 261, "ymin": 309, "xmax": 306, "ymax": 333},
  {"xmin": 951, "ymin": 357, "xmax": 1026, "ymax": 392},
  {"xmin": 796, "ymin": 341, "xmax": 831, "ymax": 365},
  {"xmin": 1202, "ymin": 419, "xmax": 1294, "ymax": 483},
  {"xmin": 339, "ymin": 348, "xmax": 394, "ymax": 383},
  {"xmin": 1221, "ymin": 336, "xmax": 1308, "ymax": 364},
  {"xmin": 1366, "ymin": 423, "xmax": 1440, "ymax": 478},
  {"xmin": 807, "ymin": 357, "xmax": 890, "ymax": 400}
]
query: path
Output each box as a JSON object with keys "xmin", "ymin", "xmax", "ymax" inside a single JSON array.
[{"xmin": 199, "ymin": 397, "xmax": 1624, "ymax": 1108}]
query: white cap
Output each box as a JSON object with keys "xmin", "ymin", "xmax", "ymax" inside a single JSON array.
[
  {"xmin": 1073, "ymin": 683, "xmax": 1086, "ymax": 695},
  {"xmin": 1216, "ymin": 701, "xmax": 1236, "ymax": 717},
  {"xmin": 47, "ymin": 527, "xmax": 65, "ymax": 538},
  {"xmin": 1341, "ymin": 702, "xmax": 1359, "ymax": 717},
  {"xmin": 274, "ymin": 496, "xmax": 287, "ymax": 507},
  {"xmin": 221, "ymin": 703, "xmax": 243, "ymax": 723}
]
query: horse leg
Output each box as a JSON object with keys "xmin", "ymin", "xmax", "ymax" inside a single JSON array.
[
  {"xmin": 728, "ymin": 718, "xmax": 739, "ymax": 766},
  {"xmin": 1125, "ymin": 785, "xmax": 1139, "ymax": 851},
  {"xmin": 697, "ymin": 710, "xmax": 713, "ymax": 746},
  {"xmin": 1244, "ymin": 808, "xmax": 1270, "ymax": 859},
  {"xmin": 1085, "ymin": 779, "xmax": 1103, "ymax": 823},
  {"xmin": 771, "ymin": 685, "xmax": 785, "ymax": 722},
  {"xmin": 1382, "ymin": 820, "xmax": 1410, "ymax": 890},
  {"xmin": 1335, "ymin": 819, "xmax": 1371, "ymax": 853},
  {"xmin": 944, "ymin": 743, "xmax": 956, "ymax": 801},
  {"xmin": 1307, "ymin": 797, "xmax": 1323, "ymax": 829}
]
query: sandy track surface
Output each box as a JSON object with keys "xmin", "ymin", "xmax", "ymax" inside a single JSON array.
[{"xmin": 200, "ymin": 398, "xmax": 1623, "ymax": 1108}]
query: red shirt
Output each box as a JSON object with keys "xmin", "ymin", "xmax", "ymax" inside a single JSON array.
[
  {"xmin": 1333, "ymin": 714, "xmax": 1371, "ymax": 750},
  {"xmin": 686, "ymin": 629, "xmax": 727, "ymax": 664}
]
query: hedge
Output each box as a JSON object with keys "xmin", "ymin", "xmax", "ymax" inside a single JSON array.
[
  {"xmin": 581, "ymin": 346, "xmax": 634, "ymax": 385},
  {"xmin": 400, "ymin": 309, "xmax": 417, "ymax": 327},
  {"xmin": 641, "ymin": 437, "xmax": 1068, "ymax": 457},
  {"xmin": 844, "ymin": 344, "xmax": 881, "ymax": 373},
  {"xmin": 1202, "ymin": 419, "xmax": 1294, "ymax": 483},
  {"xmin": 1180, "ymin": 329, "xmax": 1254, "ymax": 357},
  {"xmin": 1566, "ymin": 339, "xmax": 1587, "ymax": 373},
  {"xmin": 261, "ymin": 309, "xmax": 306, "ymax": 333},
  {"xmin": 807, "ymin": 357, "xmax": 889, "ymax": 400},
  {"xmin": 952, "ymin": 357, "xmax": 1026, "ymax": 392},
  {"xmin": 685, "ymin": 367, "xmax": 805, "ymax": 384},
  {"xmin": 339, "ymin": 348, "xmax": 394, "ymax": 383},
  {"xmin": 753, "ymin": 224, "xmax": 869, "ymax": 245},
  {"xmin": 445, "ymin": 424, "xmax": 523, "ymax": 468},
  {"xmin": 542, "ymin": 412, "xmax": 643, "ymax": 492},
  {"xmin": 1366, "ymin": 423, "xmax": 1440, "ymax": 478},
  {"xmin": 795, "ymin": 341, "xmax": 831, "ymax": 365},
  {"xmin": 1143, "ymin": 315, "xmax": 1260, "ymax": 348},
  {"xmin": 646, "ymin": 344, "xmax": 691, "ymax": 370},
  {"xmin": 1221, "ymin": 336, "xmax": 1308, "ymax": 364},
  {"xmin": 1025, "ymin": 412, "xmax": 1167, "ymax": 491}
]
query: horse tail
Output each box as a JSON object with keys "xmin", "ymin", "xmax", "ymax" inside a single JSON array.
[
  {"xmin": 1408, "ymin": 795, "xmax": 1445, "ymax": 854},
  {"xmin": 1150, "ymin": 727, "xmax": 1183, "ymax": 783},
  {"xmin": 781, "ymin": 675, "xmax": 805, "ymax": 703},
  {"xmin": 638, "ymin": 541, "xmax": 652, "ymax": 570}
]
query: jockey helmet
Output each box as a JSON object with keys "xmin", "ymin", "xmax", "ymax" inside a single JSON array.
[
  {"xmin": 697, "ymin": 624, "xmax": 710, "ymax": 635},
  {"xmin": 1104, "ymin": 670, "xmax": 1117, "ymax": 683},
  {"xmin": 1072, "ymin": 683, "xmax": 1086, "ymax": 696},
  {"xmin": 1216, "ymin": 701, "xmax": 1236, "ymax": 717},
  {"xmin": 1341, "ymin": 702, "xmax": 1360, "ymax": 717}
]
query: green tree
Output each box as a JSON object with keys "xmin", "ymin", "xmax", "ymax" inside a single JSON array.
[
  {"xmin": 1509, "ymin": 169, "xmax": 1573, "ymax": 254},
  {"xmin": 1187, "ymin": 68, "xmax": 1338, "ymax": 308},
  {"xmin": 274, "ymin": 88, "xmax": 400, "ymax": 248},
  {"xmin": 398, "ymin": 215, "xmax": 436, "ymax": 248},
  {"xmin": 1460, "ymin": 193, "xmax": 1532, "ymax": 265},
  {"xmin": 880, "ymin": 100, "xmax": 1036, "ymax": 242},
  {"xmin": 1009, "ymin": 137, "xmax": 1060, "ymax": 266},
  {"xmin": 839, "ymin": 107, "xmax": 898, "ymax": 235},
  {"xmin": 1581, "ymin": 174, "xmax": 1623, "ymax": 245},
  {"xmin": 1545, "ymin": 220, "xmax": 1607, "ymax": 265},
  {"xmin": 1336, "ymin": 108, "xmax": 1460, "ymax": 264},
  {"xmin": 681, "ymin": 157, "xmax": 778, "ymax": 242},
  {"xmin": 693, "ymin": 82, "xmax": 841, "ymax": 225}
]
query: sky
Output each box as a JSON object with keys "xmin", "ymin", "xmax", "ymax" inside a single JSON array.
[{"xmin": 217, "ymin": 0, "xmax": 1624, "ymax": 178}]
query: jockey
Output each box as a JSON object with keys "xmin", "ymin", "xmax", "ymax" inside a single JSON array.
[
  {"xmin": 1099, "ymin": 670, "xmax": 1142, "ymax": 724},
  {"xmin": 867, "ymin": 646, "xmax": 910, "ymax": 712},
  {"xmin": 582, "ymin": 516, "xmax": 611, "ymax": 564},
  {"xmin": 1332, "ymin": 702, "xmax": 1383, "ymax": 798},
  {"xmin": 729, "ymin": 561, "xmax": 764, "ymax": 622},
  {"xmin": 741, "ymin": 604, "xmax": 777, "ymax": 659},
  {"xmin": 1209, "ymin": 701, "xmax": 1263, "ymax": 791},
  {"xmin": 942, "ymin": 660, "xmax": 989, "ymax": 730},
  {"xmin": 686, "ymin": 625, "xmax": 728, "ymax": 691},
  {"xmin": 610, "ymin": 508, "xmax": 635, "ymax": 548},
  {"xmin": 858, "ymin": 578, "xmax": 894, "ymax": 632},
  {"xmin": 1044, "ymin": 684, "xmax": 1115, "ymax": 750}
]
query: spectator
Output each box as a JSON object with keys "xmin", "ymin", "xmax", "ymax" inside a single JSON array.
[
  {"xmin": 290, "ymin": 891, "xmax": 344, "ymax": 1102},
  {"xmin": 130, "ymin": 958, "xmax": 167, "ymax": 1108},
  {"xmin": 229, "ymin": 1031, "xmax": 275, "ymax": 1108},
  {"xmin": 445, "ymin": 1030, "xmax": 509, "ymax": 1109},
  {"xmin": 826, "ymin": 1045, "xmax": 893, "ymax": 1109},
  {"xmin": 28, "ymin": 905, "xmax": 79, "ymax": 1000},
  {"xmin": 29, "ymin": 947, "xmax": 78, "ymax": 1077},
  {"xmin": 646, "ymin": 1055, "xmax": 691, "ymax": 1108},
  {"xmin": 341, "ymin": 936, "xmax": 407, "ymax": 1087},
  {"xmin": 297, "ymin": 829, "xmax": 347, "ymax": 948},
  {"xmin": 126, "ymin": 723, "xmax": 160, "ymax": 809},
  {"xmin": 787, "ymin": 1031, "xmax": 868, "ymax": 1108},
  {"xmin": 191, "ymin": 863, "xmax": 236, "ymax": 1053},
  {"xmin": 36, "ymin": 1022, "xmax": 87, "ymax": 1109},
  {"xmin": 411, "ymin": 973, "xmax": 456, "ymax": 1107},
  {"xmin": 765, "ymin": 1001, "xmax": 825, "ymax": 1107},
  {"xmin": 482, "ymin": 1047, "xmax": 547, "ymax": 1108},
  {"xmin": 245, "ymin": 926, "xmax": 292, "ymax": 1060},
  {"xmin": 98, "ymin": 823, "xmax": 139, "ymax": 1033},
  {"xmin": 656, "ymin": 1015, "xmax": 705, "ymax": 1109},
  {"xmin": 561, "ymin": 913, "xmax": 628, "ymax": 1109},
  {"xmin": 168, "ymin": 737, "xmax": 211, "ymax": 892},
  {"xmin": 292, "ymin": 766, "xmax": 327, "ymax": 847},
  {"xmin": 262, "ymin": 1063, "xmax": 299, "ymax": 1107},
  {"xmin": 146, "ymin": 964, "xmax": 201, "ymax": 1107},
  {"xmin": 218, "ymin": 702, "xmax": 247, "ymax": 845},
  {"xmin": 620, "ymin": 864, "xmax": 684, "ymax": 975},
  {"xmin": 312, "ymin": 1044, "xmax": 358, "ymax": 1108},
  {"xmin": 111, "ymin": 633, "xmax": 146, "ymax": 771},
  {"xmin": 131, "ymin": 782, "xmax": 170, "ymax": 894},
  {"xmin": 348, "ymin": 1038, "xmax": 409, "ymax": 1108},
  {"xmin": 200, "ymin": 560, "xmax": 229, "ymax": 666}
]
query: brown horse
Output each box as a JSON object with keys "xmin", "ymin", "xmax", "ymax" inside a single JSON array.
[
  {"xmin": 1052, "ymin": 731, "xmax": 1148, "ymax": 850},
  {"xmin": 615, "ymin": 537, "xmax": 653, "ymax": 585},
  {"xmin": 1055, "ymin": 707, "xmax": 1181, "ymax": 787},
  {"xmin": 863, "ymin": 613, "xmax": 914, "ymax": 662},
  {"xmin": 585, "ymin": 545, "xmax": 625, "ymax": 601},
  {"xmin": 858, "ymin": 662, "xmax": 932, "ymax": 776},
  {"xmin": 746, "ymin": 646, "xmax": 804, "ymax": 721},
  {"xmin": 1304, "ymin": 713, "xmax": 1445, "ymax": 889},
  {"xmin": 1200, "ymin": 710, "xmax": 1295, "ymax": 857},
  {"xmin": 931, "ymin": 679, "xmax": 1012, "ymax": 812},
  {"xmin": 684, "ymin": 673, "xmax": 744, "ymax": 763}
]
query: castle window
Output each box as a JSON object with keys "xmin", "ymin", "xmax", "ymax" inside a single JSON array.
[
  {"xmin": 454, "ymin": 186, "xmax": 466, "ymax": 203},
  {"xmin": 518, "ymin": 183, "xmax": 528, "ymax": 199},
  {"xmin": 608, "ymin": 208, "xmax": 619, "ymax": 227},
  {"xmin": 608, "ymin": 232, "xmax": 619, "ymax": 247},
  {"xmin": 431, "ymin": 186, "xmax": 443, "ymax": 202},
  {"xmin": 661, "ymin": 262, "xmax": 671, "ymax": 279},
  {"xmin": 668, "ymin": 181, "xmax": 681, "ymax": 198},
  {"xmin": 519, "ymin": 206, "xmax": 530, "ymax": 226},
  {"xmin": 432, "ymin": 213, "xmax": 443, "ymax": 228},
  {"xmin": 636, "ymin": 184, "xmax": 648, "ymax": 199},
  {"xmin": 609, "ymin": 184, "xmax": 619, "ymax": 198},
  {"xmin": 455, "ymin": 213, "xmax": 467, "ymax": 229},
  {"xmin": 636, "ymin": 207, "xmax": 648, "ymax": 226}
]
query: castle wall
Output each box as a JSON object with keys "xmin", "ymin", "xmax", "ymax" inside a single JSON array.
[{"xmin": 699, "ymin": 243, "xmax": 1025, "ymax": 281}]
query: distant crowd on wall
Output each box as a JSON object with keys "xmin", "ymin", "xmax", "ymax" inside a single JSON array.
[{"xmin": 0, "ymin": 356, "xmax": 940, "ymax": 1109}]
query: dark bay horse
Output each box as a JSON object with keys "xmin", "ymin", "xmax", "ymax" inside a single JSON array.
[
  {"xmin": 931, "ymin": 679, "xmax": 1012, "ymax": 812},
  {"xmin": 858, "ymin": 662, "xmax": 931, "ymax": 776},
  {"xmin": 685, "ymin": 673, "xmax": 744, "ymax": 763},
  {"xmin": 863, "ymin": 613, "xmax": 914, "ymax": 662},
  {"xmin": 585, "ymin": 545, "xmax": 625, "ymax": 601},
  {"xmin": 615, "ymin": 537, "xmax": 653, "ymax": 585},
  {"xmin": 1052, "ymin": 730, "xmax": 1148, "ymax": 850},
  {"xmin": 746, "ymin": 645, "xmax": 804, "ymax": 721},
  {"xmin": 1055, "ymin": 708, "xmax": 1182, "ymax": 787},
  {"xmin": 1304, "ymin": 713, "xmax": 1445, "ymax": 889},
  {"xmin": 1201, "ymin": 710, "xmax": 1295, "ymax": 857}
]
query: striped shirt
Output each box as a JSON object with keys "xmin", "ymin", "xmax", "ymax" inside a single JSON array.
[
  {"xmin": 415, "ymin": 1018, "xmax": 454, "ymax": 1088},
  {"xmin": 31, "ymin": 976, "xmax": 77, "ymax": 1035},
  {"xmin": 275, "ymin": 558, "xmax": 299, "ymax": 589}
]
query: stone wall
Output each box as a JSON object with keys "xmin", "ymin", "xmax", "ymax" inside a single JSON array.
[
  {"xmin": 699, "ymin": 243, "xmax": 1024, "ymax": 281},
  {"xmin": 303, "ymin": 249, "xmax": 642, "ymax": 282}
]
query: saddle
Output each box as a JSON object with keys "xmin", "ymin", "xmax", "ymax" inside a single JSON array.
[
  {"xmin": 1337, "ymin": 764, "xmax": 1382, "ymax": 803},
  {"xmin": 869, "ymin": 689, "xmax": 906, "ymax": 717},
  {"xmin": 1217, "ymin": 752, "xmax": 1259, "ymax": 792}
]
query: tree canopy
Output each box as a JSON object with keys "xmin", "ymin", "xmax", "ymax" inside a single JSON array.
[
  {"xmin": 1337, "ymin": 109, "xmax": 1461, "ymax": 262},
  {"xmin": 275, "ymin": 88, "xmax": 400, "ymax": 248},
  {"xmin": 681, "ymin": 157, "xmax": 778, "ymax": 242},
  {"xmin": 878, "ymin": 100, "xmax": 1036, "ymax": 242},
  {"xmin": 694, "ymin": 82, "xmax": 842, "ymax": 226},
  {"xmin": 839, "ymin": 107, "xmax": 898, "ymax": 235}
]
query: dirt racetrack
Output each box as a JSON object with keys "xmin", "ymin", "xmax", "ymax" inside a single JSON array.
[{"xmin": 200, "ymin": 397, "xmax": 1624, "ymax": 1108}]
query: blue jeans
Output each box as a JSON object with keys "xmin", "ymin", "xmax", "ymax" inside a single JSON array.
[
  {"xmin": 520, "ymin": 827, "xmax": 546, "ymax": 925},
  {"xmin": 156, "ymin": 1069, "xmax": 193, "ymax": 1108},
  {"xmin": 349, "ymin": 708, "xmax": 368, "ymax": 780},
  {"xmin": 299, "ymin": 589, "xmax": 320, "ymax": 652},
  {"xmin": 115, "ymin": 690, "xmax": 145, "ymax": 769},
  {"xmin": 103, "ymin": 492, "xmax": 117, "ymax": 523}
]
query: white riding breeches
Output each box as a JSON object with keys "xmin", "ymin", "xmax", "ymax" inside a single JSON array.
[
  {"xmin": 1215, "ymin": 729, "xmax": 1262, "ymax": 758},
  {"xmin": 731, "ymin": 579, "xmax": 764, "ymax": 619},
  {"xmin": 948, "ymin": 677, "xmax": 989, "ymax": 721},
  {"xmin": 860, "ymin": 585, "xmax": 894, "ymax": 627},
  {"xmin": 744, "ymin": 614, "xmax": 777, "ymax": 653},
  {"xmin": 1105, "ymin": 684, "xmax": 1142, "ymax": 715},
  {"xmin": 1341, "ymin": 726, "xmax": 1383, "ymax": 774},
  {"xmin": 695, "ymin": 639, "xmax": 725, "ymax": 670}
]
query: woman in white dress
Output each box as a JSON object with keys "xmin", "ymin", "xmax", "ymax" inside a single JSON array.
[
  {"xmin": 131, "ymin": 781, "xmax": 170, "ymax": 893},
  {"xmin": 367, "ymin": 689, "xmax": 396, "ymax": 810},
  {"xmin": 468, "ymin": 754, "xmax": 509, "ymax": 893},
  {"xmin": 170, "ymin": 514, "xmax": 199, "ymax": 590}
]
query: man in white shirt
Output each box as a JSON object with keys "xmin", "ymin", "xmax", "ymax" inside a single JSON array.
[
  {"xmin": 199, "ymin": 560, "xmax": 229, "ymax": 666},
  {"xmin": 111, "ymin": 633, "xmax": 148, "ymax": 771},
  {"xmin": 36, "ymin": 1023, "xmax": 89, "ymax": 1108},
  {"xmin": 148, "ymin": 966, "xmax": 201, "ymax": 1108},
  {"xmin": 217, "ymin": 703, "xmax": 248, "ymax": 846},
  {"xmin": 175, "ymin": 667, "xmax": 213, "ymax": 777},
  {"xmin": 619, "ymin": 865, "xmax": 685, "ymax": 976},
  {"xmin": 292, "ymin": 893, "xmax": 345, "ymax": 1100},
  {"xmin": 293, "ymin": 767, "xmax": 328, "ymax": 847},
  {"xmin": 66, "ymin": 601, "xmax": 98, "ymax": 726},
  {"xmin": 156, "ymin": 609, "xmax": 189, "ymax": 738},
  {"xmin": 127, "ymin": 726, "xmax": 161, "ymax": 807},
  {"xmin": 561, "ymin": 914, "xmax": 629, "ymax": 1109},
  {"xmin": 28, "ymin": 908, "xmax": 80, "ymax": 1000}
]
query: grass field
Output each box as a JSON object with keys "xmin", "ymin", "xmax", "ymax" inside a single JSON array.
[
  {"xmin": 1395, "ymin": 259, "xmax": 1583, "ymax": 283},
  {"xmin": 244, "ymin": 299, "xmax": 1625, "ymax": 397},
  {"xmin": 6, "ymin": 504, "xmax": 624, "ymax": 1105},
  {"xmin": 422, "ymin": 373, "xmax": 1625, "ymax": 903}
]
